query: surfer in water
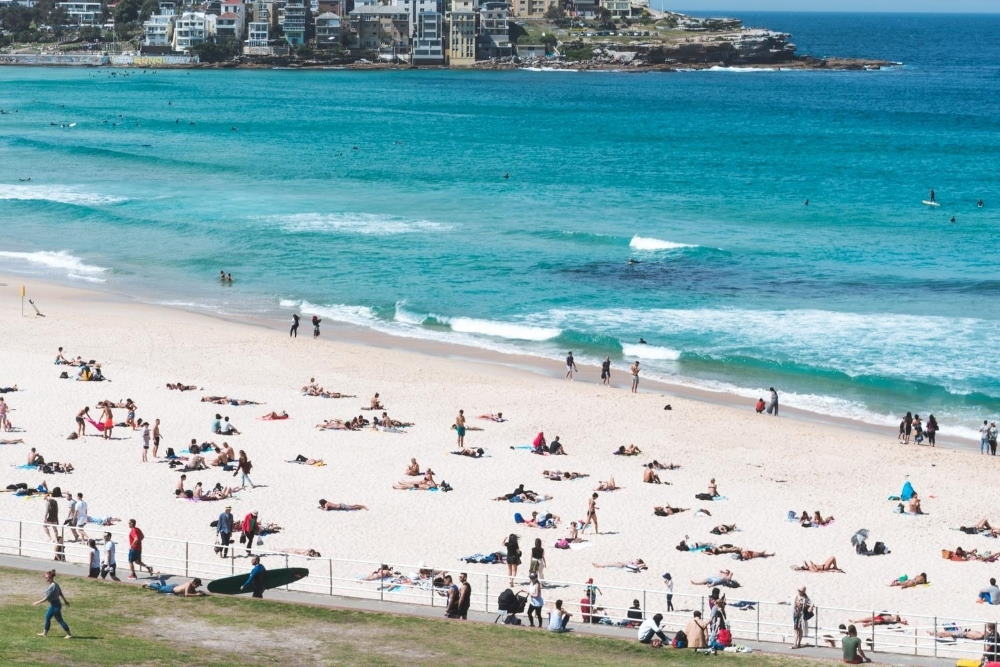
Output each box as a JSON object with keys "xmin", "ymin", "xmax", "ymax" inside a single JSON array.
[
  {"xmin": 977, "ymin": 200, "xmax": 985, "ymax": 208},
  {"xmin": 638, "ymin": 338, "xmax": 648, "ymax": 345},
  {"xmin": 950, "ymin": 216, "xmax": 956, "ymax": 224},
  {"xmin": 627, "ymin": 258, "xmax": 640, "ymax": 265},
  {"xmin": 929, "ymin": 189, "xmax": 935, "ymax": 203}
]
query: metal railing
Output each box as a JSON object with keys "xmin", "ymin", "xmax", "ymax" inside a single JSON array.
[{"xmin": 0, "ymin": 516, "xmax": 991, "ymax": 660}]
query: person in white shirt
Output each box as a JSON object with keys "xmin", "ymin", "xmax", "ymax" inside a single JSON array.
[
  {"xmin": 638, "ymin": 613, "xmax": 668, "ymax": 644},
  {"xmin": 101, "ymin": 532, "xmax": 119, "ymax": 581},
  {"xmin": 547, "ymin": 599, "xmax": 570, "ymax": 633},
  {"xmin": 74, "ymin": 493, "xmax": 89, "ymax": 542}
]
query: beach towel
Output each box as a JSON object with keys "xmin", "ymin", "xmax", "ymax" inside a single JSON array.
[
  {"xmin": 86, "ymin": 417, "xmax": 108, "ymax": 432},
  {"xmin": 568, "ymin": 541, "xmax": 593, "ymax": 551},
  {"xmin": 901, "ymin": 480, "xmax": 915, "ymax": 501},
  {"xmin": 14, "ymin": 464, "xmax": 38, "ymax": 470}
]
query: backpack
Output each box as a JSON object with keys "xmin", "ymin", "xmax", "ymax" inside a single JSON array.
[
  {"xmin": 717, "ymin": 628, "xmax": 732, "ymax": 647},
  {"xmin": 673, "ymin": 630, "xmax": 687, "ymax": 648},
  {"xmin": 513, "ymin": 513, "xmax": 524, "ymax": 523},
  {"xmin": 872, "ymin": 541, "xmax": 887, "ymax": 555}
]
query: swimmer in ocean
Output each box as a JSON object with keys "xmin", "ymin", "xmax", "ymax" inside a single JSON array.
[{"xmin": 638, "ymin": 338, "xmax": 647, "ymax": 345}]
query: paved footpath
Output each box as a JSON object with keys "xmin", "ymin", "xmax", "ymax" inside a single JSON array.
[{"xmin": 0, "ymin": 552, "xmax": 962, "ymax": 666}]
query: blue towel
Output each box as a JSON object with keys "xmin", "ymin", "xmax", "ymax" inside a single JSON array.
[
  {"xmin": 901, "ymin": 481, "xmax": 915, "ymax": 501},
  {"xmin": 15, "ymin": 464, "xmax": 38, "ymax": 470}
]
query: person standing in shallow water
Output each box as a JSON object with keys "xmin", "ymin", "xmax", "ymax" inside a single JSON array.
[
  {"xmin": 766, "ymin": 387, "xmax": 779, "ymax": 416},
  {"xmin": 630, "ymin": 361, "xmax": 640, "ymax": 394},
  {"xmin": 565, "ymin": 352, "xmax": 577, "ymax": 380},
  {"xmin": 312, "ymin": 315, "xmax": 321, "ymax": 338},
  {"xmin": 290, "ymin": 313, "xmax": 300, "ymax": 338},
  {"xmin": 601, "ymin": 357, "xmax": 611, "ymax": 386}
]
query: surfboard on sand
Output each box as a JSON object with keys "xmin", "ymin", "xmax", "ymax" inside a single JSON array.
[
  {"xmin": 922, "ymin": 200, "xmax": 940, "ymax": 207},
  {"xmin": 207, "ymin": 567, "xmax": 309, "ymax": 594}
]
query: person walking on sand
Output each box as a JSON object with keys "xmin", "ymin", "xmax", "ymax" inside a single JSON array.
[
  {"xmin": 33, "ymin": 569, "xmax": 71, "ymax": 639},
  {"xmin": 793, "ymin": 586, "xmax": 812, "ymax": 649},
  {"xmin": 42, "ymin": 492, "xmax": 59, "ymax": 542},
  {"xmin": 141, "ymin": 421, "xmax": 150, "ymax": 462},
  {"xmin": 601, "ymin": 356, "xmax": 611, "ymax": 386},
  {"xmin": 152, "ymin": 418, "xmax": 161, "ymax": 458},
  {"xmin": 766, "ymin": 387, "xmax": 779, "ymax": 416},
  {"xmin": 242, "ymin": 510, "xmax": 259, "ymax": 556},
  {"xmin": 290, "ymin": 313, "xmax": 300, "ymax": 338},
  {"xmin": 585, "ymin": 492, "xmax": 600, "ymax": 534},
  {"xmin": 234, "ymin": 450, "xmax": 255, "ymax": 489},
  {"xmin": 663, "ymin": 572, "xmax": 674, "ymax": 611},
  {"xmin": 455, "ymin": 409, "xmax": 466, "ymax": 447},
  {"xmin": 217, "ymin": 505, "xmax": 234, "ymax": 558},
  {"xmin": 630, "ymin": 361, "xmax": 640, "ymax": 393},
  {"xmin": 127, "ymin": 519, "xmax": 153, "ymax": 579},
  {"xmin": 242, "ymin": 556, "xmax": 266, "ymax": 598},
  {"xmin": 565, "ymin": 352, "xmax": 578, "ymax": 380},
  {"xmin": 312, "ymin": 315, "xmax": 321, "ymax": 338}
]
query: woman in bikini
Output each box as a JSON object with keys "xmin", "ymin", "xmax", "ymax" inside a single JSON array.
[{"xmin": 793, "ymin": 556, "xmax": 844, "ymax": 573}]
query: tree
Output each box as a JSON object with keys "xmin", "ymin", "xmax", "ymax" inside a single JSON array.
[
  {"xmin": 139, "ymin": 0, "xmax": 160, "ymax": 20},
  {"xmin": 192, "ymin": 38, "xmax": 239, "ymax": 62},
  {"xmin": 543, "ymin": 4, "xmax": 564, "ymax": 20}
]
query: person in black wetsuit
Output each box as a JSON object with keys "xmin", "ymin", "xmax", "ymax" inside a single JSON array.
[
  {"xmin": 312, "ymin": 315, "xmax": 321, "ymax": 338},
  {"xmin": 290, "ymin": 313, "xmax": 300, "ymax": 338}
]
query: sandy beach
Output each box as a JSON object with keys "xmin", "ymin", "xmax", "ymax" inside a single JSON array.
[{"xmin": 0, "ymin": 275, "xmax": 997, "ymax": 629}]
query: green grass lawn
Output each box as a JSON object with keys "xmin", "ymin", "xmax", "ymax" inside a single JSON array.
[{"xmin": 0, "ymin": 566, "xmax": 826, "ymax": 666}]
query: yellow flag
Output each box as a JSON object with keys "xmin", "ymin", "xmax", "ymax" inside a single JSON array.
[{"xmin": 20, "ymin": 285, "xmax": 25, "ymax": 297}]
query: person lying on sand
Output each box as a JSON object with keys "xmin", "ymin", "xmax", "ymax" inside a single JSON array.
[
  {"xmin": 736, "ymin": 549, "xmax": 774, "ymax": 561},
  {"xmin": 496, "ymin": 484, "xmax": 530, "ymax": 501},
  {"xmin": 851, "ymin": 614, "xmax": 908, "ymax": 627},
  {"xmin": 593, "ymin": 558, "xmax": 646, "ymax": 572},
  {"xmin": 613, "ymin": 444, "xmax": 641, "ymax": 456},
  {"xmin": 0, "ymin": 385, "xmax": 19, "ymax": 393},
  {"xmin": 643, "ymin": 467, "xmax": 662, "ymax": 484},
  {"xmin": 654, "ymin": 505, "xmax": 688, "ymax": 517},
  {"xmin": 280, "ymin": 548, "xmax": 322, "ymax": 557},
  {"xmin": 645, "ymin": 460, "xmax": 680, "ymax": 470},
  {"xmin": 0, "ymin": 438, "xmax": 25, "ymax": 444},
  {"xmin": 704, "ymin": 544, "xmax": 741, "ymax": 556},
  {"xmin": 260, "ymin": 411, "xmax": 289, "ymax": 420},
  {"xmin": 690, "ymin": 570, "xmax": 735, "ymax": 586},
  {"xmin": 793, "ymin": 557, "xmax": 844, "ymax": 573},
  {"xmin": 166, "ymin": 383, "xmax": 199, "ymax": 391},
  {"xmin": 178, "ymin": 454, "xmax": 208, "ymax": 472},
  {"xmin": 394, "ymin": 470, "xmax": 438, "ymax": 490},
  {"xmin": 201, "ymin": 396, "xmax": 260, "ymax": 406},
  {"xmin": 478, "ymin": 412, "xmax": 506, "ymax": 422},
  {"xmin": 677, "ymin": 538, "xmax": 713, "ymax": 551},
  {"xmin": 959, "ymin": 518, "xmax": 1000, "ymax": 537},
  {"xmin": 363, "ymin": 564, "xmax": 397, "ymax": 580},
  {"xmin": 304, "ymin": 387, "xmax": 353, "ymax": 399},
  {"xmin": 290, "ymin": 455, "xmax": 324, "ymax": 466},
  {"xmin": 145, "ymin": 577, "xmax": 207, "ymax": 597},
  {"xmin": 500, "ymin": 491, "xmax": 550, "ymax": 503},
  {"xmin": 452, "ymin": 448, "xmax": 485, "ymax": 458},
  {"xmin": 710, "ymin": 524, "xmax": 737, "ymax": 535},
  {"xmin": 194, "ymin": 482, "xmax": 237, "ymax": 500},
  {"xmin": 595, "ymin": 477, "xmax": 619, "ymax": 491},
  {"xmin": 812, "ymin": 511, "xmax": 834, "ymax": 526},
  {"xmin": 374, "ymin": 412, "xmax": 413, "ymax": 430},
  {"xmin": 319, "ymin": 499, "xmax": 368, "ymax": 511},
  {"xmin": 927, "ymin": 627, "xmax": 982, "ymax": 639},
  {"xmin": 889, "ymin": 572, "xmax": 927, "ymax": 588},
  {"xmin": 543, "ymin": 470, "xmax": 586, "ymax": 481}
]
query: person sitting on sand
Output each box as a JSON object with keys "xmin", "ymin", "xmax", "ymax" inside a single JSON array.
[
  {"xmin": 613, "ymin": 444, "xmax": 641, "ymax": 456},
  {"xmin": 793, "ymin": 557, "xmax": 844, "ymax": 573},
  {"xmin": 405, "ymin": 458, "xmax": 421, "ymax": 476},
  {"xmin": 318, "ymin": 499, "xmax": 368, "ymax": 511},
  {"xmin": 219, "ymin": 417, "xmax": 239, "ymax": 435},
  {"xmin": 194, "ymin": 482, "xmax": 236, "ymax": 501},
  {"xmin": 595, "ymin": 477, "xmax": 618, "ymax": 491},
  {"xmin": 710, "ymin": 524, "xmax": 737, "ymax": 535},
  {"xmin": 145, "ymin": 577, "xmax": 207, "ymax": 597},
  {"xmin": 852, "ymin": 613, "xmax": 908, "ymax": 627},
  {"xmin": 547, "ymin": 436, "xmax": 567, "ymax": 456},
  {"xmin": 201, "ymin": 396, "xmax": 260, "ymax": 406},
  {"xmin": 27, "ymin": 448, "xmax": 44, "ymax": 466},
  {"xmin": 261, "ymin": 411, "xmax": 289, "ymax": 420},
  {"xmin": 394, "ymin": 470, "xmax": 437, "ymax": 490},
  {"xmin": 593, "ymin": 558, "xmax": 646, "ymax": 572},
  {"xmin": 755, "ymin": 398, "xmax": 766, "ymax": 414},
  {"xmin": 478, "ymin": 412, "xmax": 506, "ymax": 422},
  {"xmin": 690, "ymin": 570, "xmax": 735, "ymax": 586},
  {"xmin": 812, "ymin": 511, "xmax": 833, "ymax": 526},
  {"xmin": 453, "ymin": 448, "xmax": 485, "ymax": 458},
  {"xmin": 890, "ymin": 572, "xmax": 927, "ymax": 588},
  {"xmin": 166, "ymin": 383, "xmax": 199, "ymax": 391},
  {"xmin": 677, "ymin": 538, "xmax": 713, "ymax": 551},
  {"xmin": 565, "ymin": 521, "xmax": 583, "ymax": 543},
  {"xmin": 654, "ymin": 505, "xmax": 688, "ymax": 517},
  {"xmin": 799, "ymin": 511, "xmax": 813, "ymax": 527},
  {"xmin": 532, "ymin": 432, "xmax": 547, "ymax": 454},
  {"xmin": 369, "ymin": 393, "xmax": 383, "ymax": 410},
  {"xmin": 708, "ymin": 478, "xmax": 719, "ymax": 497},
  {"xmin": 643, "ymin": 466, "xmax": 662, "ymax": 484},
  {"xmin": 363, "ymin": 564, "xmax": 396, "ymax": 580},
  {"xmin": 211, "ymin": 444, "xmax": 235, "ymax": 467},
  {"xmin": 736, "ymin": 549, "xmax": 774, "ymax": 561}
]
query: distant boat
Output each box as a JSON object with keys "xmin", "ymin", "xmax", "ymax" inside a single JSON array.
[{"xmin": 921, "ymin": 200, "xmax": 940, "ymax": 207}]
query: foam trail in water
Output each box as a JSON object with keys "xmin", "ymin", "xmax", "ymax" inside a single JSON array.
[
  {"xmin": 0, "ymin": 184, "xmax": 126, "ymax": 205},
  {"xmin": 269, "ymin": 213, "xmax": 451, "ymax": 236},
  {"xmin": 629, "ymin": 235, "xmax": 697, "ymax": 251},
  {"xmin": 622, "ymin": 343, "xmax": 681, "ymax": 361},
  {"xmin": 0, "ymin": 250, "xmax": 109, "ymax": 279}
]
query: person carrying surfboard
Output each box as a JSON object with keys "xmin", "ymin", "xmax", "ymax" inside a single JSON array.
[{"xmin": 241, "ymin": 556, "xmax": 266, "ymax": 598}]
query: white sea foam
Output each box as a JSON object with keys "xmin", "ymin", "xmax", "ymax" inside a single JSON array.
[
  {"xmin": 0, "ymin": 250, "xmax": 109, "ymax": 277},
  {"xmin": 290, "ymin": 299, "xmax": 380, "ymax": 327},
  {"xmin": 0, "ymin": 184, "xmax": 126, "ymax": 206},
  {"xmin": 67, "ymin": 273, "xmax": 107, "ymax": 284},
  {"xmin": 393, "ymin": 301, "xmax": 428, "ymax": 326},
  {"xmin": 622, "ymin": 343, "xmax": 681, "ymax": 361},
  {"xmin": 278, "ymin": 299, "xmax": 300, "ymax": 308},
  {"xmin": 706, "ymin": 66, "xmax": 778, "ymax": 72},
  {"xmin": 628, "ymin": 235, "xmax": 697, "ymax": 251},
  {"xmin": 270, "ymin": 213, "xmax": 451, "ymax": 236},
  {"xmin": 446, "ymin": 316, "xmax": 561, "ymax": 341}
]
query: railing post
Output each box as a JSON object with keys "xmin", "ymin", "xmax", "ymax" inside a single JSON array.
[
  {"xmin": 430, "ymin": 580, "xmax": 434, "ymax": 607},
  {"xmin": 484, "ymin": 573, "xmax": 489, "ymax": 612},
  {"xmin": 933, "ymin": 616, "xmax": 937, "ymax": 657},
  {"xmin": 700, "ymin": 595, "xmax": 705, "ymax": 617},
  {"xmin": 18, "ymin": 520, "xmax": 22, "ymax": 556},
  {"xmin": 184, "ymin": 541, "xmax": 189, "ymax": 577},
  {"xmin": 285, "ymin": 555, "xmax": 290, "ymax": 590},
  {"xmin": 230, "ymin": 545, "xmax": 235, "ymax": 575},
  {"xmin": 756, "ymin": 602, "xmax": 760, "ymax": 641},
  {"xmin": 871, "ymin": 610, "xmax": 875, "ymax": 653},
  {"xmin": 813, "ymin": 606, "xmax": 819, "ymax": 647},
  {"xmin": 642, "ymin": 589, "xmax": 647, "ymax": 619},
  {"xmin": 329, "ymin": 558, "xmax": 334, "ymax": 597}
]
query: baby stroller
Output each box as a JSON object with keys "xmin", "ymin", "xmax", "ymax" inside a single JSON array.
[{"xmin": 495, "ymin": 588, "xmax": 528, "ymax": 625}]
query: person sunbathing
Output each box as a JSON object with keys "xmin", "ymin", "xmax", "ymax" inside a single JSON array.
[
  {"xmin": 478, "ymin": 412, "xmax": 506, "ymax": 422},
  {"xmin": 261, "ymin": 411, "xmax": 289, "ymax": 420},
  {"xmin": 645, "ymin": 460, "xmax": 680, "ymax": 470},
  {"xmin": 364, "ymin": 564, "xmax": 396, "ymax": 580},
  {"xmin": 291, "ymin": 455, "xmax": 324, "ymax": 465},
  {"xmin": 179, "ymin": 455, "xmax": 208, "ymax": 472},
  {"xmin": 280, "ymin": 548, "xmax": 322, "ymax": 557},
  {"xmin": 677, "ymin": 538, "xmax": 713, "ymax": 551},
  {"xmin": 595, "ymin": 477, "xmax": 619, "ymax": 491},
  {"xmin": 543, "ymin": 470, "xmax": 585, "ymax": 480},
  {"xmin": 319, "ymin": 499, "xmax": 368, "ymax": 511},
  {"xmin": 453, "ymin": 448, "xmax": 485, "ymax": 458},
  {"xmin": 201, "ymin": 396, "xmax": 260, "ymax": 406},
  {"xmin": 890, "ymin": 572, "xmax": 927, "ymax": 588},
  {"xmin": 593, "ymin": 558, "xmax": 646, "ymax": 572},
  {"xmin": 145, "ymin": 577, "xmax": 207, "ymax": 596},
  {"xmin": 0, "ymin": 438, "xmax": 25, "ymax": 444},
  {"xmin": 948, "ymin": 547, "xmax": 977, "ymax": 561},
  {"xmin": 928, "ymin": 627, "xmax": 982, "ymax": 639},
  {"xmin": 304, "ymin": 386, "xmax": 352, "ymax": 398},
  {"xmin": 613, "ymin": 444, "xmax": 642, "ymax": 456},
  {"xmin": 690, "ymin": 570, "xmax": 734, "ymax": 586},
  {"xmin": 374, "ymin": 413, "xmax": 412, "ymax": 429},
  {"xmin": 704, "ymin": 544, "xmax": 741, "ymax": 556},
  {"xmin": 565, "ymin": 521, "xmax": 583, "ymax": 543},
  {"xmin": 504, "ymin": 490, "xmax": 550, "ymax": 503},
  {"xmin": 710, "ymin": 524, "xmax": 737, "ymax": 535},
  {"xmin": 851, "ymin": 613, "xmax": 908, "ymax": 627},
  {"xmin": 793, "ymin": 557, "xmax": 844, "ymax": 573},
  {"xmin": 194, "ymin": 483, "xmax": 236, "ymax": 500},
  {"xmin": 394, "ymin": 470, "xmax": 437, "ymax": 490},
  {"xmin": 654, "ymin": 505, "xmax": 688, "ymax": 516},
  {"xmin": 737, "ymin": 549, "xmax": 774, "ymax": 561},
  {"xmin": 369, "ymin": 393, "xmax": 384, "ymax": 410},
  {"xmin": 812, "ymin": 511, "xmax": 834, "ymax": 526},
  {"xmin": 496, "ymin": 484, "xmax": 528, "ymax": 501},
  {"xmin": 959, "ymin": 518, "xmax": 1000, "ymax": 538},
  {"xmin": 43, "ymin": 462, "xmax": 74, "ymax": 474},
  {"xmin": 166, "ymin": 383, "xmax": 199, "ymax": 391},
  {"xmin": 0, "ymin": 385, "xmax": 18, "ymax": 393},
  {"xmin": 642, "ymin": 467, "xmax": 662, "ymax": 484}
]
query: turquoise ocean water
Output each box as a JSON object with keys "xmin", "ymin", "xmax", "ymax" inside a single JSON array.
[{"xmin": 1, "ymin": 12, "xmax": 998, "ymax": 439}]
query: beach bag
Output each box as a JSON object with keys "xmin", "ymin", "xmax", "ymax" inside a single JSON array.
[
  {"xmin": 673, "ymin": 630, "xmax": 687, "ymax": 648},
  {"xmin": 941, "ymin": 549, "xmax": 953, "ymax": 559},
  {"xmin": 554, "ymin": 539, "xmax": 569, "ymax": 549},
  {"xmin": 717, "ymin": 628, "xmax": 732, "ymax": 647},
  {"xmin": 872, "ymin": 541, "xmax": 887, "ymax": 555},
  {"xmin": 513, "ymin": 513, "xmax": 524, "ymax": 523}
]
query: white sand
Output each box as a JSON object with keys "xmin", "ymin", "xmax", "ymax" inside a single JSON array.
[{"xmin": 0, "ymin": 276, "xmax": 995, "ymax": 628}]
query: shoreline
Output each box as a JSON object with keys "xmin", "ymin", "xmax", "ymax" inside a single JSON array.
[{"xmin": 0, "ymin": 271, "xmax": 976, "ymax": 450}]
